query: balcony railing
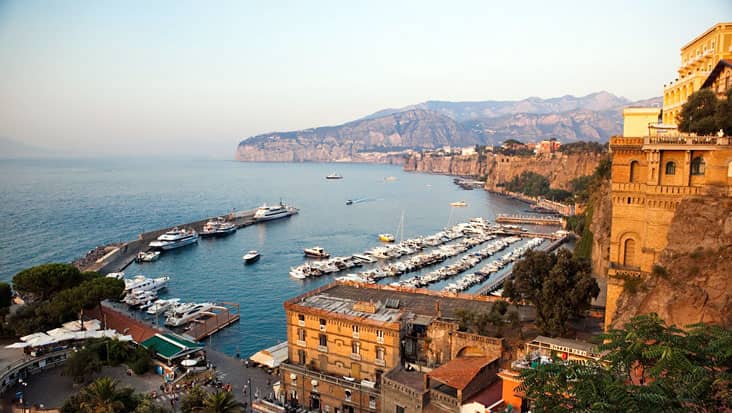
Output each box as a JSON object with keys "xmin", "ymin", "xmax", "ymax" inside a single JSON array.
[
  {"xmin": 317, "ymin": 345, "xmax": 328, "ymax": 353},
  {"xmin": 374, "ymin": 358, "xmax": 386, "ymax": 367},
  {"xmin": 429, "ymin": 389, "xmax": 460, "ymax": 410},
  {"xmin": 297, "ymin": 340, "xmax": 306, "ymax": 347},
  {"xmin": 350, "ymin": 353, "xmax": 362, "ymax": 361},
  {"xmin": 352, "ymin": 331, "xmax": 360, "ymax": 339},
  {"xmin": 281, "ymin": 362, "xmax": 381, "ymax": 393},
  {"xmin": 645, "ymin": 136, "xmax": 729, "ymax": 146},
  {"xmin": 376, "ymin": 336, "xmax": 384, "ymax": 344}
]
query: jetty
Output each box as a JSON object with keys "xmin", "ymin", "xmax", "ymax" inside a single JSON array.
[
  {"xmin": 495, "ymin": 213, "xmax": 564, "ymax": 227},
  {"xmin": 186, "ymin": 302, "xmax": 241, "ymax": 341}
]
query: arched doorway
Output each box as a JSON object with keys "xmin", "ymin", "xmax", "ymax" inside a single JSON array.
[
  {"xmin": 630, "ymin": 161, "xmax": 640, "ymax": 183},
  {"xmin": 456, "ymin": 346, "xmax": 485, "ymax": 358},
  {"xmin": 623, "ymin": 239, "xmax": 637, "ymax": 267}
]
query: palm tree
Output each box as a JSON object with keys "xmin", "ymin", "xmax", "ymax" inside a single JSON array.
[
  {"xmin": 79, "ymin": 377, "xmax": 125, "ymax": 413},
  {"xmin": 201, "ymin": 390, "xmax": 245, "ymax": 413}
]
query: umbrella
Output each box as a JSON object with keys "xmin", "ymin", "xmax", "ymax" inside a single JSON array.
[{"xmin": 181, "ymin": 359, "xmax": 198, "ymax": 367}]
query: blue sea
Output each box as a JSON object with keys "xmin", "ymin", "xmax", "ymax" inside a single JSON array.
[{"xmin": 0, "ymin": 158, "xmax": 536, "ymax": 357}]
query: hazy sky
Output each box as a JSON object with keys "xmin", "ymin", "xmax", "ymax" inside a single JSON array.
[{"xmin": 1, "ymin": 1, "xmax": 730, "ymax": 158}]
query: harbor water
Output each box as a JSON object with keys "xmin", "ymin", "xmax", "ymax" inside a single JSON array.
[{"xmin": 0, "ymin": 158, "xmax": 545, "ymax": 357}]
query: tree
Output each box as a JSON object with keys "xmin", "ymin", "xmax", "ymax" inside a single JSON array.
[
  {"xmin": 202, "ymin": 390, "xmax": 245, "ymax": 413},
  {"xmin": 180, "ymin": 386, "xmax": 208, "ymax": 413},
  {"xmin": 133, "ymin": 397, "xmax": 171, "ymax": 413},
  {"xmin": 678, "ymin": 88, "xmax": 719, "ymax": 135},
  {"xmin": 715, "ymin": 88, "xmax": 732, "ymax": 134},
  {"xmin": 12, "ymin": 263, "xmax": 88, "ymax": 301},
  {"xmin": 78, "ymin": 377, "xmax": 128, "ymax": 413},
  {"xmin": 503, "ymin": 249, "xmax": 599, "ymax": 336},
  {"xmin": 65, "ymin": 346, "xmax": 103, "ymax": 383},
  {"xmin": 520, "ymin": 314, "xmax": 732, "ymax": 412},
  {"xmin": 0, "ymin": 282, "xmax": 11, "ymax": 308}
]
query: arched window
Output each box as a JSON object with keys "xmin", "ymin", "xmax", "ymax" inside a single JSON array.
[
  {"xmin": 665, "ymin": 161, "xmax": 676, "ymax": 175},
  {"xmin": 630, "ymin": 161, "xmax": 640, "ymax": 183},
  {"xmin": 691, "ymin": 156, "xmax": 705, "ymax": 175},
  {"xmin": 623, "ymin": 239, "xmax": 636, "ymax": 267},
  {"xmin": 727, "ymin": 161, "xmax": 732, "ymax": 178}
]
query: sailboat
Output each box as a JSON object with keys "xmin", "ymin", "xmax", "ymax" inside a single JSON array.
[{"xmin": 379, "ymin": 211, "xmax": 405, "ymax": 243}]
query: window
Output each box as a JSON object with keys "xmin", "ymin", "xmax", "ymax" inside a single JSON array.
[
  {"xmin": 319, "ymin": 334, "xmax": 327, "ymax": 347},
  {"xmin": 344, "ymin": 390, "xmax": 352, "ymax": 402},
  {"xmin": 665, "ymin": 161, "xmax": 676, "ymax": 175},
  {"xmin": 396, "ymin": 406, "xmax": 405, "ymax": 413},
  {"xmin": 298, "ymin": 314, "xmax": 305, "ymax": 321},
  {"xmin": 352, "ymin": 341, "xmax": 360, "ymax": 355},
  {"xmin": 369, "ymin": 396, "xmax": 376, "ymax": 409},
  {"xmin": 691, "ymin": 156, "xmax": 706, "ymax": 175},
  {"xmin": 376, "ymin": 329, "xmax": 384, "ymax": 343},
  {"xmin": 297, "ymin": 349, "xmax": 306, "ymax": 364},
  {"xmin": 376, "ymin": 347, "xmax": 385, "ymax": 361},
  {"xmin": 623, "ymin": 239, "xmax": 636, "ymax": 267},
  {"xmin": 319, "ymin": 318, "xmax": 327, "ymax": 330},
  {"xmin": 352, "ymin": 324, "xmax": 359, "ymax": 338},
  {"xmin": 297, "ymin": 328, "xmax": 306, "ymax": 341},
  {"xmin": 629, "ymin": 160, "xmax": 640, "ymax": 183}
]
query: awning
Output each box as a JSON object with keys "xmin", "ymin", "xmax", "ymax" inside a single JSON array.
[
  {"xmin": 249, "ymin": 342, "xmax": 288, "ymax": 368},
  {"xmin": 141, "ymin": 333, "xmax": 204, "ymax": 361}
]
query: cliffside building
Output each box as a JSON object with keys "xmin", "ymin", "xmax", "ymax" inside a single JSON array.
[
  {"xmin": 279, "ymin": 282, "xmax": 527, "ymax": 413},
  {"xmin": 662, "ymin": 22, "xmax": 732, "ymax": 126}
]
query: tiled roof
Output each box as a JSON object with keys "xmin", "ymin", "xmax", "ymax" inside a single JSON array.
[
  {"xmin": 86, "ymin": 305, "xmax": 159, "ymax": 343},
  {"xmin": 141, "ymin": 333, "xmax": 203, "ymax": 360},
  {"xmin": 428, "ymin": 356, "xmax": 498, "ymax": 391}
]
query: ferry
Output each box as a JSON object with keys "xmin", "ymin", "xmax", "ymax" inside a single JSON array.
[
  {"xmin": 243, "ymin": 250, "xmax": 261, "ymax": 263},
  {"xmin": 200, "ymin": 217, "xmax": 237, "ymax": 238},
  {"xmin": 165, "ymin": 302, "xmax": 215, "ymax": 327},
  {"xmin": 379, "ymin": 233, "xmax": 395, "ymax": 243},
  {"xmin": 149, "ymin": 228, "xmax": 199, "ymax": 250},
  {"xmin": 253, "ymin": 202, "xmax": 299, "ymax": 222},
  {"xmin": 325, "ymin": 173, "xmax": 343, "ymax": 179},
  {"xmin": 304, "ymin": 246, "xmax": 330, "ymax": 258}
]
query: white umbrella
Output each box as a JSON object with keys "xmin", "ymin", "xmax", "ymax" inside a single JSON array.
[{"xmin": 181, "ymin": 359, "xmax": 198, "ymax": 367}]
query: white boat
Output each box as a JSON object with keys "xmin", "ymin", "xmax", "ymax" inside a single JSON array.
[
  {"xmin": 124, "ymin": 275, "xmax": 170, "ymax": 294},
  {"xmin": 149, "ymin": 228, "xmax": 199, "ymax": 250},
  {"xmin": 289, "ymin": 268, "xmax": 307, "ymax": 279},
  {"xmin": 124, "ymin": 290, "xmax": 158, "ymax": 306},
  {"xmin": 165, "ymin": 302, "xmax": 215, "ymax": 327},
  {"xmin": 253, "ymin": 202, "xmax": 299, "ymax": 222},
  {"xmin": 135, "ymin": 251, "xmax": 161, "ymax": 262},
  {"xmin": 450, "ymin": 201, "xmax": 468, "ymax": 207},
  {"xmin": 146, "ymin": 298, "xmax": 180, "ymax": 315},
  {"xmin": 325, "ymin": 173, "xmax": 343, "ymax": 180},
  {"xmin": 243, "ymin": 250, "xmax": 261, "ymax": 263},
  {"xmin": 105, "ymin": 272, "xmax": 125, "ymax": 280},
  {"xmin": 304, "ymin": 246, "xmax": 330, "ymax": 258},
  {"xmin": 200, "ymin": 217, "xmax": 237, "ymax": 238}
]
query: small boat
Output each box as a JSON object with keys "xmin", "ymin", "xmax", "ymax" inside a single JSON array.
[
  {"xmin": 450, "ymin": 201, "xmax": 468, "ymax": 207},
  {"xmin": 379, "ymin": 233, "xmax": 395, "ymax": 243},
  {"xmin": 384, "ymin": 176, "xmax": 397, "ymax": 182},
  {"xmin": 326, "ymin": 173, "xmax": 343, "ymax": 180},
  {"xmin": 135, "ymin": 251, "xmax": 161, "ymax": 262},
  {"xmin": 304, "ymin": 246, "xmax": 330, "ymax": 259},
  {"xmin": 243, "ymin": 250, "xmax": 261, "ymax": 264},
  {"xmin": 345, "ymin": 200, "xmax": 353, "ymax": 205}
]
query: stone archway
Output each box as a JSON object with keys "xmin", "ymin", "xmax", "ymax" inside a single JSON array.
[{"xmin": 456, "ymin": 346, "xmax": 486, "ymax": 358}]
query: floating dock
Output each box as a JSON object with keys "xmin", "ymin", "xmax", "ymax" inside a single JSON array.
[
  {"xmin": 495, "ymin": 213, "xmax": 564, "ymax": 227},
  {"xmin": 185, "ymin": 302, "xmax": 241, "ymax": 341}
]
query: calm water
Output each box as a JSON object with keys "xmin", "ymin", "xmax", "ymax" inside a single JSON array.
[{"xmin": 0, "ymin": 158, "xmax": 535, "ymax": 357}]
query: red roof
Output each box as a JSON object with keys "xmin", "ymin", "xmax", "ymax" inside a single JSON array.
[
  {"xmin": 428, "ymin": 356, "xmax": 498, "ymax": 390},
  {"xmin": 465, "ymin": 379, "xmax": 503, "ymax": 407},
  {"xmin": 86, "ymin": 305, "xmax": 160, "ymax": 343}
]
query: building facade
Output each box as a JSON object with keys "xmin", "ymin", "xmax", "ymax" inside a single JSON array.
[{"xmin": 662, "ymin": 22, "xmax": 732, "ymax": 126}]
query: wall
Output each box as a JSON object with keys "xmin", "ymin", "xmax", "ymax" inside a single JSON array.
[{"xmin": 381, "ymin": 375, "xmax": 427, "ymax": 413}]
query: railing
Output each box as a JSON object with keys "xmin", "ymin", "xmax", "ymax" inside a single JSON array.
[
  {"xmin": 317, "ymin": 345, "xmax": 328, "ymax": 353},
  {"xmin": 350, "ymin": 353, "xmax": 362, "ymax": 361},
  {"xmin": 296, "ymin": 340, "xmax": 306, "ymax": 347},
  {"xmin": 612, "ymin": 183, "xmax": 701, "ymax": 196},
  {"xmin": 645, "ymin": 136, "xmax": 730, "ymax": 146},
  {"xmin": 429, "ymin": 389, "xmax": 459, "ymax": 410},
  {"xmin": 0, "ymin": 350, "xmax": 72, "ymax": 395},
  {"xmin": 281, "ymin": 362, "xmax": 381, "ymax": 393},
  {"xmin": 610, "ymin": 137, "xmax": 644, "ymax": 146},
  {"xmin": 374, "ymin": 359, "xmax": 386, "ymax": 367}
]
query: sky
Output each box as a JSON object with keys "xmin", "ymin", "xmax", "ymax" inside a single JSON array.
[{"xmin": 0, "ymin": 1, "xmax": 730, "ymax": 158}]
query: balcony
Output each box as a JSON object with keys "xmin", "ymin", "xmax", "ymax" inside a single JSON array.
[
  {"xmin": 644, "ymin": 135, "xmax": 730, "ymax": 149},
  {"xmin": 375, "ymin": 358, "xmax": 386, "ymax": 367},
  {"xmin": 281, "ymin": 362, "xmax": 381, "ymax": 393},
  {"xmin": 317, "ymin": 345, "xmax": 328, "ymax": 353},
  {"xmin": 298, "ymin": 320, "xmax": 305, "ymax": 327},
  {"xmin": 608, "ymin": 263, "xmax": 644, "ymax": 278},
  {"xmin": 319, "ymin": 324, "xmax": 326, "ymax": 332},
  {"xmin": 297, "ymin": 340, "xmax": 306, "ymax": 347},
  {"xmin": 376, "ymin": 336, "xmax": 384, "ymax": 344},
  {"xmin": 350, "ymin": 353, "xmax": 362, "ymax": 361},
  {"xmin": 609, "ymin": 137, "xmax": 644, "ymax": 147},
  {"xmin": 352, "ymin": 331, "xmax": 359, "ymax": 339}
]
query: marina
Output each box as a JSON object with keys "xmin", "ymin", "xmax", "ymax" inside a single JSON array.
[{"xmin": 495, "ymin": 213, "xmax": 565, "ymax": 226}]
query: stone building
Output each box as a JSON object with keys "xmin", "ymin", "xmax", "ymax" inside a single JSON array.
[
  {"xmin": 279, "ymin": 282, "xmax": 527, "ymax": 413},
  {"xmin": 662, "ymin": 22, "xmax": 732, "ymax": 125}
]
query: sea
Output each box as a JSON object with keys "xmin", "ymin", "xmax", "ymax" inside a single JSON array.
[{"xmin": 0, "ymin": 158, "xmax": 545, "ymax": 357}]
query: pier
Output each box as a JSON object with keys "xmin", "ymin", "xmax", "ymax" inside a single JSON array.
[
  {"xmin": 185, "ymin": 302, "xmax": 241, "ymax": 341},
  {"xmin": 495, "ymin": 213, "xmax": 564, "ymax": 227},
  {"xmin": 74, "ymin": 208, "xmax": 265, "ymax": 274}
]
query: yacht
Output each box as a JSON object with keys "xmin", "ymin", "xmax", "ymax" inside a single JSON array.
[
  {"xmin": 289, "ymin": 267, "xmax": 307, "ymax": 279},
  {"xmin": 146, "ymin": 298, "xmax": 180, "ymax": 315},
  {"xmin": 379, "ymin": 233, "xmax": 395, "ymax": 243},
  {"xmin": 123, "ymin": 290, "xmax": 158, "ymax": 306},
  {"xmin": 253, "ymin": 202, "xmax": 299, "ymax": 222},
  {"xmin": 242, "ymin": 250, "xmax": 261, "ymax": 263},
  {"xmin": 165, "ymin": 302, "xmax": 215, "ymax": 327},
  {"xmin": 200, "ymin": 217, "xmax": 237, "ymax": 238},
  {"xmin": 124, "ymin": 275, "xmax": 170, "ymax": 293},
  {"xmin": 304, "ymin": 246, "xmax": 330, "ymax": 259},
  {"xmin": 135, "ymin": 251, "xmax": 161, "ymax": 262},
  {"xmin": 325, "ymin": 173, "xmax": 343, "ymax": 180},
  {"xmin": 149, "ymin": 228, "xmax": 199, "ymax": 250}
]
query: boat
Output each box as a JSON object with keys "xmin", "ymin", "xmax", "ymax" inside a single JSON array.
[
  {"xmin": 124, "ymin": 290, "xmax": 158, "ymax": 306},
  {"xmin": 384, "ymin": 176, "xmax": 398, "ymax": 182},
  {"xmin": 304, "ymin": 246, "xmax": 330, "ymax": 259},
  {"xmin": 135, "ymin": 251, "xmax": 161, "ymax": 262},
  {"xmin": 165, "ymin": 302, "xmax": 215, "ymax": 327},
  {"xmin": 105, "ymin": 272, "xmax": 125, "ymax": 280},
  {"xmin": 149, "ymin": 228, "xmax": 199, "ymax": 250},
  {"xmin": 379, "ymin": 233, "xmax": 395, "ymax": 243},
  {"xmin": 253, "ymin": 202, "xmax": 299, "ymax": 222},
  {"xmin": 345, "ymin": 199, "xmax": 353, "ymax": 205},
  {"xmin": 243, "ymin": 250, "xmax": 261, "ymax": 263},
  {"xmin": 325, "ymin": 173, "xmax": 343, "ymax": 180},
  {"xmin": 450, "ymin": 201, "xmax": 468, "ymax": 207},
  {"xmin": 200, "ymin": 217, "xmax": 237, "ymax": 238},
  {"xmin": 289, "ymin": 267, "xmax": 307, "ymax": 279},
  {"xmin": 146, "ymin": 298, "xmax": 180, "ymax": 315},
  {"xmin": 124, "ymin": 275, "xmax": 170, "ymax": 293}
]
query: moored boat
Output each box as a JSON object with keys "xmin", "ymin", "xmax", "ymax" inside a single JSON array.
[
  {"xmin": 165, "ymin": 302, "xmax": 215, "ymax": 327},
  {"xmin": 450, "ymin": 201, "xmax": 468, "ymax": 207},
  {"xmin": 378, "ymin": 233, "xmax": 395, "ymax": 243},
  {"xmin": 304, "ymin": 246, "xmax": 330, "ymax": 259},
  {"xmin": 135, "ymin": 251, "xmax": 161, "ymax": 262},
  {"xmin": 149, "ymin": 228, "xmax": 199, "ymax": 250},
  {"xmin": 200, "ymin": 217, "xmax": 237, "ymax": 238},
  {"xmin": 253, "ymin": 202, "xmax": 299, "ymax": 222}
]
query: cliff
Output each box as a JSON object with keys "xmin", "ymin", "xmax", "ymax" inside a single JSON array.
[
  {"xmin": 484, "ymin": 153, "xmax": 603, "ymax": 190},
  {"xmin": 403, "ymin": 153, "xmax": 486, "ymax": 177},
  {"xmin": 612, "ymin": 196, "xmax": 732, "ymax": 329},
  {"xmin": 589, "ymin": 179, "xmax": 612, "ymax": 277}
]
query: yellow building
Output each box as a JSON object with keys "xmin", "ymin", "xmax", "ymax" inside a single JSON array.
[{"xmin": 662, "ymin": 22, "xmax": 732, "ymax": 125}]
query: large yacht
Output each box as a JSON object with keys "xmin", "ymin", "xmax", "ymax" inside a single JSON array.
[
  {"xmin": 165, "ymin": 302, "xmax": 215, "ymax": 327},
  {"xmin": 124, "ymin": 275, "xmax": 170, "ymax": 294},
  {"xmin": 253, "ymin": 202, "xmax": 298, "ymax": 222},
  {"xmin": 149, "ymin": 228, "xmax": 199, "ymax": 250},
  {"xmin": 200, "ymin": 217, "xmax": 237, "ymax": 238}
]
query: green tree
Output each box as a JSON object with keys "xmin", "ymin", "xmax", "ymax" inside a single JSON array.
[
  {"xmin": 180, "ymin": 386, "xmax": 208, "ymax": 413},
  {"xmin": 65, "ymin": 346, "xmax": 103, "ymax": 383},
  {"xmin": 78, "ymin": 377, "xmax": 128, "ymax": 413},
  {"xmin": 0, "ymin": 282, "xmax": 12, "ymax": 308},
  {"xmin": 12, "ymin": 263, "xmax": 88, "ymax": 301},
  {"xmin": 202, "ymin": 390, "xmax": 245, "ymax": 413},
  {"xmin": 715, "ymin": 88, "xmax": 732, "ymax": 135},
  {"xmin": 133, "ymin": 396, "xmax": 171, "ymax": 413},
  {"xmin": 503, "ymin": 249, "xmax": 599, "ymax": 336},
  {"xmin": 521, "ymin": 314, "xmax": 732, "ymax": 412},
  {"xmin": 678, "ymin": 88, "xmax": 719, "ymax": 134}
]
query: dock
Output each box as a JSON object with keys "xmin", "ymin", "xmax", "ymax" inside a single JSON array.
[
  {"xmin": 495, "ymin": 213, "xmax": 564, "ymax": 227},
  {"xmin": 185, "ymin": 302, "xmax": 241, "ymax": 341}
]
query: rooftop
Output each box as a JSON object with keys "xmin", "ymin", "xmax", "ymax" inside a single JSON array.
[
  {"xmin": 297, "ymin": 293, "xmax": 403, "ymax": 324},
  {"xmin": 428, "ymin": 356, "xmax": 499, "ymax": 391},
  {"xmin": 530, "ymin": 335, "xmax": 597, "ymax": 355},
  {"xmin": 141, "ymin": 333, "xmax": 204, "ymax": 361},
  {"xmin": 385, "ymin": 367, "xmax": 426, "ymax": 392}
]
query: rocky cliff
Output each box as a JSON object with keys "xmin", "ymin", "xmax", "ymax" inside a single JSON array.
[
  {"xmin": 612, "ymin": 196, "xmax": 732, "ymax": 329},
  {"xmin": 589, "ymin": 179, "xmax": 612, "ymax": 277},
  {"xmin": 236, "ymin": 109, "xmax": 479, "ymax": 162},
  {"xmin": 402, "ymin": 153, "xmax": 486, "ymax": 177},
  {"xmin": 483, "ymin": 153, "xmax": 603, "ymax": 190}
]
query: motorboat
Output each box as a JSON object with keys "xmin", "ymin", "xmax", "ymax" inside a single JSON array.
[
  {"xmin": 243, "ymin": 250, "xmax": 261, "ymax": 264},
  {"xmin": 146, "ymin": 298, "xmax": 180, "ymax": 315},
  {"xmin": 200, "ymin": 217, "xmax": 237, "ymax": 238},
  {"xmin": 379, "ymin": 233, "xmax": 395, "ymax": 243},
  {"xmin": 124, "ymin": 275, "xmax": 170, "ymax": 293},
  {"xmin": 105, "ymin": 272, "xmax": 125, "ymax": 280},
  {"xmin": 149, "ymin": 228, "xmax": 199, "ymax": 250},
  {"xmin": 450, "ymin": 201, "xmax": 468, "ymax": 207},
  {"xmin": 289, "ymin": 267, "xmax": 307, "ymax": 279},
  {"xmin": 124, "ymin": 290, "xmax": 158, "ymax": 306},
  {"xmin": 304, "ymin": 246, "xmax": 330, "ymax": 259},
  {"xmin": 345, "ymin": 199, "xmax": 353, "ymax": 205},
  {"xmin": 253, "ymin": 202, "xmax": 299, "ymax": 222},
  {"xmin": 384, "ymin": 176, "xmax": 398, "ymax": 182},
  {"xmin": 165, "ymin": 302, "xmax": 215, "ymax": 327},
  {"xmin": 135, "ymin": 251, "xmax": 161, "ymax": 262},
  {"xmin": 325, "ymin": 173, "xmax": 343, "ymax": 179}
]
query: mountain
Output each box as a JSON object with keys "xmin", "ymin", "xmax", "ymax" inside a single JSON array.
[
  {"xmin": 235, "ymin": 93, "xmax": 662, "ymax": 162},
  {"xmin": 236, "ymin": 109, "xmax": 480, "ymax": 162}
]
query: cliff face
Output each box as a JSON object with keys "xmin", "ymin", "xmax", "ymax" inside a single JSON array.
[
  {"xmin": 484, "ymin": 153, "xmax": 603, "ymax": 190},
  {"xmin": 403, "ymin": 154, "xmax": 486, "ymax": 177},
  {"xmin": 589, "ymin": 179, "xmax": 612, "ymax": 277},
  {"xmin": 612, "ymin": 197, "xmax": 732, "ymax": 329}
]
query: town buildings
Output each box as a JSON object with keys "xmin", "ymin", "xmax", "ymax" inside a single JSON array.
[{"xmin": 662, "ymin": 22, "xmax": 732, "ymax": 126}]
